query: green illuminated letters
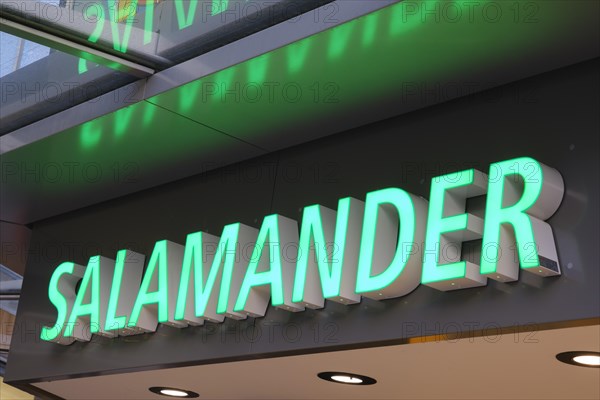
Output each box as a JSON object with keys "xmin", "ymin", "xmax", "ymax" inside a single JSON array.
[
  {"xmin": 104, "ymin": 250, "xmax": 145, "ymax": 335},
  {"xmin": 481, "ymin": 157, "xmax": 563, "ymax": 280},
  {"xmin": 421, "ymin": 169, "xmax": 488, "ymax": 290},
  {"xmin": 175, "ymin": 0, "xmax": 198, "ymax": 29},
  {"xmin": 356, "ymin": 188, "xmax": 428, "ymax": 299},
  {"xmin": 212, "ymin": 0, "xmax": 229, "ymax": 16},
  {"xmin": 174, "ymin": 224, "xmax": 250, "ymax": 324},
  {"xmin": 234, "ymin": 215, "xmax": 301, "ymax": 316},
  {"xmin": 108, "ymin": 0, "xmax": 138, "ymax": 53},
  {"xmin": 292, "ymin": 198, "xmax": 363, "ymax": 308},
  {"xmin": 40, "ymin": 157, "xmax": 564, "ymax": 346},
  {"xmin": 128, "ymin": 240, "xmax": 185, "ymax": 332},
  {"xmin": 64, "ymin": 256, "xmax": 101, "ymax": 340},
  {"xmin": 41, "ymin": 262, "xmax": 85, "ymax": 344},
  {"xmin": 144, "ymin": 0, "xmax": 155, "ymax": 44}
]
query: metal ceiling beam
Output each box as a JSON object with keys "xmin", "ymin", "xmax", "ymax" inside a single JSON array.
[{"xmin": 0, "ymin": 18, "xmax": 154, "ymax": 78}]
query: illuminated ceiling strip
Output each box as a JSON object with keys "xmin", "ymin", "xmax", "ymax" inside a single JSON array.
[{"xmin": 0, "ymin": 18, "xmax": 154, "ymax": 78}]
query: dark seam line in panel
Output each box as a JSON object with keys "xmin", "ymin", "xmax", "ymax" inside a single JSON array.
[{"xmin": 143, "ymin": 100, "xmax": 269, "ymax": 152}]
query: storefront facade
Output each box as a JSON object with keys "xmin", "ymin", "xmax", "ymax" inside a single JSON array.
[{"xmin": 1, "ymin": 1, "xmax": 599, "ymax": 399}]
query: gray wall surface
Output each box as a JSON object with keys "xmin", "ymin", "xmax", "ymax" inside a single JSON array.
[{"xmin": 5, "ymin": 59, "xmax": 599, "ymax": 384}]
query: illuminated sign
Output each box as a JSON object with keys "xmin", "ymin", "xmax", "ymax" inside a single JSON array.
[{"xmin": 41, "ymin": 157, "xmax": 564, "ymax": 345}]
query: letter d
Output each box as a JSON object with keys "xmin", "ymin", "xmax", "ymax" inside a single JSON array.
[{"xmin": 355, "ymin": 188, "xmax": 428, "ymax": 299}]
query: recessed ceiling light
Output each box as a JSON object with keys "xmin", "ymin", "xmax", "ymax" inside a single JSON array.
[
  {"xmin": 332, "ymin": 375, "xmax": 363, "ymax": 384},
  {"xmin": 556, "ymin": 351, "xmax": 600, "ymax": 368},
  {"xmin": 149, "ymin": 387, "xmax": 199, "ymax": 398},
  {"xmin": 572, "ymin": 355, "xmax": 600, "ymax": 366},
  {"xmin": 318, "ymin": 371, "xmax": 377, "ymax": 385}
]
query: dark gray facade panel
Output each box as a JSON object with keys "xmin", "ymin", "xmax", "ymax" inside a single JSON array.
[{"xmin": 5, "ymin": 59, "xmax": 599, "ymax": 384}]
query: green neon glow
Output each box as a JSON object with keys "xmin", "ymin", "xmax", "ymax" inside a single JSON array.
[
  {"xmin": 79, "ymin": 4, "xmax": 105, "ymax": 75},
  {"xmin": 328, "ymin": 22, "xmax": 355, "ymax": 60},
  {"xmin": 78, "ymin": 58, "xmax": 88, "ymax": 75},
  {"xmin": 86, "ymin": 4, "xmax": 105, "ymax": 44},
  {"xmin": 143, "ymin": 0, "xmax": 155, "ymax": 45},
  {"xmin": 174, "ymin": 225, "xmax": 240, "ymax": 319},
  {"xmin": 80, "ymin": 121, "xmax": 102, "ymax": 149},
  {"xmin": 174, "ymin": 232, "xmax": 202, "ymax": 319},
  {"xmin": 114, "ymin": 106, "xmax": 135, "ymax": 137},
  {"xmin": 292, "ymin": 198, "xmax": 351, "ymax": 302},
  {"xmin": 355, "ymin": 188, "xmax": 416, "ymax": 294},
  {"xmin": 211, "ymin": 0, "xmax": 229, "ymax": 16},
  {"xmin": 361, "ymin": 12, "xmax": 379, "ymax": 47},
  {"xmin": 179, "ymin": 81, "xmax": 201, "ymax": 112},
  {"xmin": 481, "ymin": 157, "xmax": 544, "ymax": 273},
  {"xmin": 247, "ymin": 54, "xmax": 270, "ymax": 84},
  {"xmin": 104, "ymin": 250, "xmax": 128, "ymax": 332},
  {"xmin": 142, "ymin": 102, "xmax": 156, "ymax": 126},
  {"xmin": 175, "ymin": 0, "xmax": 198, "ymax": 29},
  {"xmin": 107, "ymin": 0, "xmax": 138, "ymax": 53},
  {"xmin": 180, "ymin": 68, "xmax": 237, "ymax": 110},
  {"xmin": 128, "ymin": 240, "xmax": 169, "ymax": 327},
  {"xmin": 234, "ymin": 215, "xmax": 284, "ymax": 311},
  {"xmin": 215, "ymin": 224, "xmax": 242, "ymax": 313},
  {"xmin": 64, "ymin": 256, "xmax": 101, "ymax": 337},
  {"xmin": 210, "ymin": 67, "xmax": 236, "ymax": 103},
  {"xmin": 40, "ymin": 262, "xmax": 75, "ymax": 341},
  {"xmin": 146, "ymin": 0, "xmax": 529, "ymax": 143},
  {"xmin": 421, "ymin": 169, "xmax": 475, "ymax": 284},
  {"xmin": 286, "ymin": 40, "xmax": 312, "ymax": 74}
]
